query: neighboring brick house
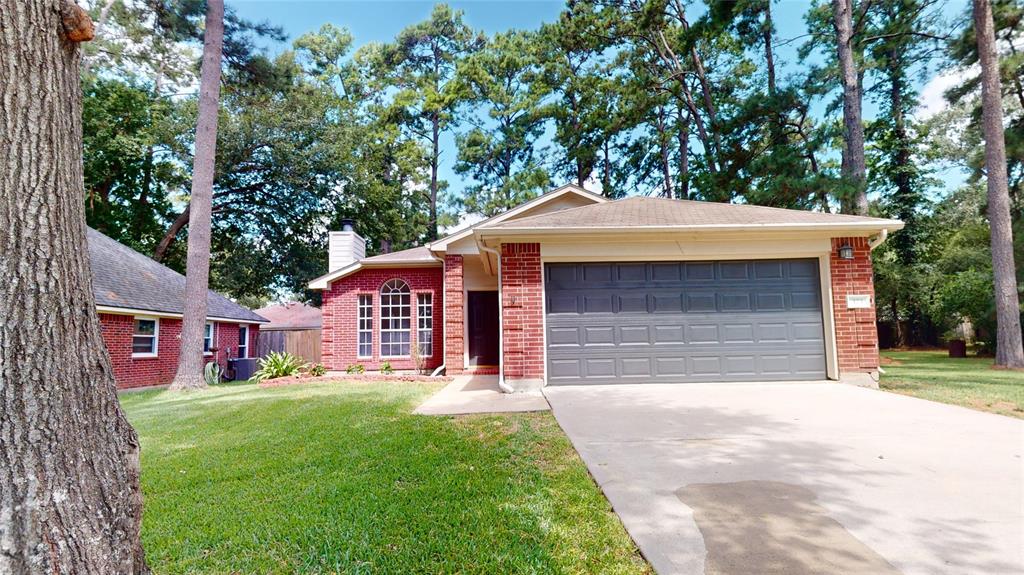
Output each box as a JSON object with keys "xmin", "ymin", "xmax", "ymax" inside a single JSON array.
[
  {"xmin": 88, "ymin": 229, "xmax": 268, "ymax": 389},
  {"xmin": 310, "ymin": 185, "xmax": 903, "ymax": 391}
]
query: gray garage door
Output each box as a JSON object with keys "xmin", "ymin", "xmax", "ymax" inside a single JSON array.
[{"xmin": 545, "ymin": 260, "xmax": 827, "ymax": 385}]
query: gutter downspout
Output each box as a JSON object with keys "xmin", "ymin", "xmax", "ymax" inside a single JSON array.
[
  {"xmin": 868, "ymin": 228, "xmax": 888, "ymax": 250},
  {"xmin": 477, "ymin": 241, "xmax": 513, "ymax": 393}
]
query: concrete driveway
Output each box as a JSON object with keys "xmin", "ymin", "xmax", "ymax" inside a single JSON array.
[{"xmin": 544, "ymin": 383, "xmax": 1024, "ymax": 575}]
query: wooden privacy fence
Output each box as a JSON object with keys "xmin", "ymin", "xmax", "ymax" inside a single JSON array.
[{"xmin": 256, "ymin": 329, "xmax": 321, "ymax": 363}]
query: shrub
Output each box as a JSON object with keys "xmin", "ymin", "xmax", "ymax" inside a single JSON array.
[
  {"xmin": 345, "ymin": 364, "xmax": 365, "ymax": 374},
  {"xmin": 252, "ymin": 351, "xmax": 306, "ymax": 383},
  {"xmin": 380, "ymin": 361, "xmax": 394, "ymax": 375},
  {"xmin": 308, "ymin": 363, "xmax": 326, "ymax": 377}
]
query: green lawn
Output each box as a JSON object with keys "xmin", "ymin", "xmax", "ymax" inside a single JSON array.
[
  {"xmin": 119, "ymin": 381, "xmax": 650, "ymax": 574},
  {"xmin": 880, "ymin": 350, "xmax": 1024, "ymax": 418}
]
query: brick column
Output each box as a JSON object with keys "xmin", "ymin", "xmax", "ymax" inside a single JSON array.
[
  {"xmin": 830, "ymin": 237, "xmax": 880, "ymax": 378},
  {"xmin": 444, "ymin": 255, "xmax": 465, "ymax": 374},
  {"xmin": 500, "ymin": 243, "xmax": 544, "ymax": 391}
]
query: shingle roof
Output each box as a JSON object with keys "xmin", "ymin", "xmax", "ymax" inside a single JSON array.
[
  {"xmin": 485, "ymin": 196, "xmax": 903, "ymax": 230},
  {"xmin": 360, "ymin": 245, "xmax": 439, "ymax": 264},
  {"xmin": 255, "ymin": 301, "xmax": 321, "ymax": 330},
  {"xmin": 88, "ymin": 228, "xmax": 267, "ymax": 322}
]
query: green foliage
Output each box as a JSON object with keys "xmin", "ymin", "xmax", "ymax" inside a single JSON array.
[
  {"xmin": 379, "ymin": 361, "xmax": 394, "ymax": 375},
  {"xmin": 82, "ymin": 76, "xmax": 184, "ymax": 253},
  {"xmin": 454, "ymin": 30, "xmax": 552, "ymax": 216},
  {"xmin": 252, "ymin": 352, "xmax": 307, "ymax": 382},
  {"xmin": 308, "ymin": 363, "xmax": 327, "ymax": 377},
  {"xmin": 345, "ymin": 364, "xmax": 366, "ymax": 374}
]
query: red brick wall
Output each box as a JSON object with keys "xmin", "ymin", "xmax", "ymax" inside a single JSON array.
[
  {"xmin": 444, "ymin": 255, "xmax": 465, "ymax": 374},
  {"xmin": 830, "ymin": 237, "xmax": 880, "ymax": 373},
  {"xmin": 98, "ymin": 313, "xmax": 253, "ymax": 389},
  {"xmin": 321, "ymin": 267, "xmax": 444, "ymax": 372},
  {"xmin": 500, "ymin": 243, "xmax": 545, "ymax": 384}
]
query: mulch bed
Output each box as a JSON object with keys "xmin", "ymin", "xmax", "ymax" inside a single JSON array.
[{"xmin": 258, "ymin": 373, "xmax": 453, "ymax": 388}]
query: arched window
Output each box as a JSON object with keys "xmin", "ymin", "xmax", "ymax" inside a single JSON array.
[{"xmin": 380, "ymin": 279, "xmax": 411, "ymax": 357}]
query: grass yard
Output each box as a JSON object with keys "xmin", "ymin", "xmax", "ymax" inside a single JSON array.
[
  {"xmin": 119, "ymin": 380, "xmax": 650, "ymax": 574},
  {"xmin": 880, "ymin": 350, "xmax": 1024, "ymax": 418}
]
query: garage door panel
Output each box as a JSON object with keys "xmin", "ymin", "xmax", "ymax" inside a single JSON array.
[
  {"xmin": 654, "ymin": 325, "xmax": 685, "ymax": 344},
  {"xmin": 545, "ymin": 260, "xmax": 827, "ymax": 384},
  {"xmin": 584, "ymin": 358, "xmax": 615, "ymax": 377}
]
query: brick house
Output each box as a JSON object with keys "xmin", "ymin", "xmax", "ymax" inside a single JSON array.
[
  {"xmin": 88, "ymin": 228, "xmax": 268, "ymax": 389},
  {"xmin": 309, "ymin": 185, "xmax": 903, "ymax": 391}
]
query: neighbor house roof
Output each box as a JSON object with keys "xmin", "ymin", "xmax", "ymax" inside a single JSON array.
[
  {"xmin": 88, "ymin": 228, "xmax": 267, "ymax": 323},
  {"xmin": 480, "ymin": 196, "xmax": 904, "ymax": 233},
  {"xmin": 255, "ymin": 301, "xmax": 322, "ymax": 330}
]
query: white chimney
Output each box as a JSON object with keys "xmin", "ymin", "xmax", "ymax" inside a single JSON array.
[{"xmin": 328, "ymin": 219, "xmax": 365, "ymax": 271}]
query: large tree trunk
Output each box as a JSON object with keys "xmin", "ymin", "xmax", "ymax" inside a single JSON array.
[
  {"xmin": 0, "ymin": 1, "xmax": 147, "ymax": 572},
  {"xmin": 832, "ymin": 0, "xmax": 869, "ymax": 215},
  {"xmin": 656, "ymin": 105, "xmax": 674, "ymax": 198},
  {"xmin": 973, "ymin": 0, "xmax": 1024, "ymax": 368},
  {"xmin": 429, "ymin": 114, "xmax": 439, "ymax": 241},
  {"xmin": 676, "ymin": 102, "xmax": 689, "ymax": 199},
  {"xmin": 169, "ymin": 0, "xmax": 224, "ymax": 390}
]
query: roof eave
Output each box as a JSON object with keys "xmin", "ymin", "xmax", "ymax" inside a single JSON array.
[
  {"xmin": 95, "ymin": 305, "xmax": 269, "ymax": 324},
  {"xmin": 477, "ymin": 221, "xmax": 905, "ymax": 239}
]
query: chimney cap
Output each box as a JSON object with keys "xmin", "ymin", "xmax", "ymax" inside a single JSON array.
[{"xmin": 340, "ymin": 218, "xmax": 355, "ymax": 232}]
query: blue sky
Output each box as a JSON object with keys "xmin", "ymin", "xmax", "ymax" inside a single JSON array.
[{"xmin": 228, "ymin": 0, "xmax": 971, "ymax": 205}]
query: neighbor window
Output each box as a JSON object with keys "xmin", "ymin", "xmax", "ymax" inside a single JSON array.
[
  {"xmin": 237, "ymin": 325, "xmax": 249, "ymax": 358},
  {"xmin": 357, "ymin": 294, "xmax": 373, "ymax": 358},
  {"xmin": 132, "ymin": 317, "xmax": 159, "ymax": 357},
  {"xmin": 204, "ymin": 322, "xmax": 214, "ymax": 354},
  {"xmin": 380, "ymin": 279, "xmax": 410, "ymax": 357},
  {"xmin": 417, "ymin": 293, "xmax": 433, "ymax": 357}
]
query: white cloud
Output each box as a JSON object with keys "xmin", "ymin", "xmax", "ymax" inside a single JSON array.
[{"xmin": 916, "ymin": 67, "xmax": 975, "ymax": 120}]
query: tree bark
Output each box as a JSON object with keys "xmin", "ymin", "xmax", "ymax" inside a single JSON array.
[
  {"xmin": 676, "ymin": 102, "xmax": 689, "ymax": 199},
  {"xmin": 656, "ymin": 105, "xmax": 674, "ymax": 198},
  {"xmin": 0, "ymin": 1, "xmax": 147, "ymax": 572},
  {"xmin": 169, "ymin": 0, "xmax": 224, "ymax": 390},
  {"xmin": 429, "ymin": 114, "xmax": 439, "ymax": 241},
  {"xmin": 973, "ymin": 0, "xmax": 1024, "ymax": 368},
  {"xmin": 832, "ymin": 0, "xmax": 869, "ymax": 215}
]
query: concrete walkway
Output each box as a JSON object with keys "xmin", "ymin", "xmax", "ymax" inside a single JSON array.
[
  {"xmin": 414, "ymin": 375, "xmax": 549, "ymax": 415},
  {"xmin": 545, "ymin": 383, "xmax": 1024, "ymax": 575}
]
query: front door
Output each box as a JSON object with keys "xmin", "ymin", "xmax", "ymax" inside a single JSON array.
[{"xmin": 467, "ymin": 291, "xmax": 499, "ymax": 367}]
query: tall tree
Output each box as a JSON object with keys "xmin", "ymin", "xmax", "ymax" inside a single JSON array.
[
  {"xmin": 169, "ymin": 0, "xmax": 225, "ymax": 390},
  {"xmin": 972, "ymin": 0, "xmax": 1024, "ymax": 367},
  {"xmin": 372, "ymin": 4, "xmax": 482, "ymax": 240},
  {"xmin": 832, "ymin": 0, "xmax": 869, "ymax": 214},
  {"xmin": 0, "ymin": 1, "xmax": 147, "ymax": 571},
  {"xmin": 454, "ymin": 30, "xmax": 551, "ymax": 216}
]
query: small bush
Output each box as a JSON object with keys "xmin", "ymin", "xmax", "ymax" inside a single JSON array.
[
  {"xmin": 380, "ymin": 361, "xmax": 394, "ymax": 375},
  {"xmin": 253, "ymin": 351, "xmax": 307, "ymax": 383},
  {"xmin": 346, "ymin": 364, "xmax": 365, "ymax": 374},
  {"xmin": 308, "ymin": 363, "xmax": 326, "ymax": 377}
]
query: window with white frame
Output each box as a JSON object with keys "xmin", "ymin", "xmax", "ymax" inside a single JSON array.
[
  {"xmin": 357, "ymin": 294, "xmax": 373, "ymax": 358},
  {"xmin": 380, "ymin": 279, "xmax": 410, "ymax": 357},
  {"xmin": 132, "ymin": 317, "xmax": 159, "ymax": 357},
  {"xmin": 204, "ymin": 322, "xmax": 215, "ymax": 354},
  {"xmin": 417, "ymin": 293, "xmax": 433, "ymax": 357},
  {"xmin": 237, "ymin": 325, "xmax": 249, "ymax": 358}
]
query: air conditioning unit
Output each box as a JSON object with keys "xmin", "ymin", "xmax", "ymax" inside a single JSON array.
[{"xmin": 229, "ymin": 358, "xmax": 259, "ymax": 381}]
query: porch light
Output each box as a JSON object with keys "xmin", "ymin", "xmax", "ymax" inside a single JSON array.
[{"xmin": 838, "ymin": 243, "xmax": 854, "ymax": 260}]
